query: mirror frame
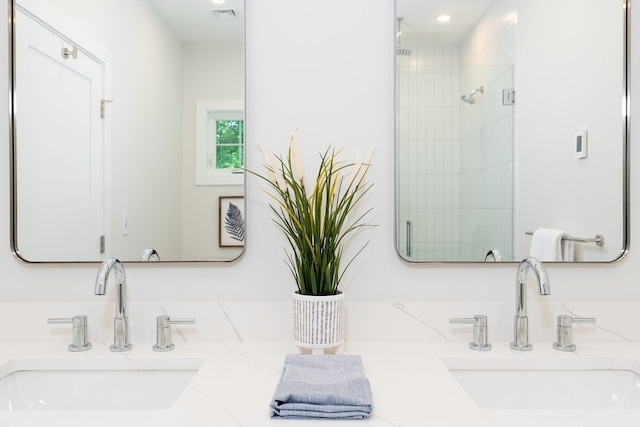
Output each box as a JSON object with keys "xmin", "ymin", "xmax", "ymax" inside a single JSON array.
[
  {"xmin": 393, "ymin": 0, "xmax": 630, "ymax": 264},
  {"xmin": 8, "ymin": 0, "xmax": 247, "ymax": 263}
]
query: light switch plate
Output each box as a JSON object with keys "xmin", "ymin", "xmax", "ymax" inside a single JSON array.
[{"xmin": 575, "ymin": 129, "xmax": 587, "ymax": 159}]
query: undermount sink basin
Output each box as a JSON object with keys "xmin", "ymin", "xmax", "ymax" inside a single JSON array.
[
  {"xmin": 0, "ymin": 357, "xmax": 204, "ymax": 411},
  {"xmin": 443, "ymin": 358, "xmax": 640, "ymax": 410}
]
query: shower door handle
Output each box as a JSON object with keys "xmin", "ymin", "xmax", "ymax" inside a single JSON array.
[{"xmin": 406, "ymin": 221, "xmax": 412, "ymax": 257}]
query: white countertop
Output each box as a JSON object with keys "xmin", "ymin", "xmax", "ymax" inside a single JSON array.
[{"xmin": 1, "ymin": 340, "xmax": 639, "ymax": 427}]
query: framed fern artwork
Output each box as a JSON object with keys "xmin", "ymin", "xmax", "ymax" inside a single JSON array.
[{"xmin": 219, "ymin": 196, "xmax": 245, "ymax": 247}]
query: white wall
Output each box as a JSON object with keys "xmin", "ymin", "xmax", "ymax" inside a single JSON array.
[
  {"xmin": 1, "ymin": 0, "xmax": 638, "ymax": 315},
  {"xmin": 516, "ymin": 1, "xmax": 625, "ymax": 260},
  {"xmin": 181, "ymin": 42, "xmax": 244, "ymax": 261}
]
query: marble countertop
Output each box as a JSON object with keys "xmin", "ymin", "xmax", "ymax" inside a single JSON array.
[{"xmin": 1, "ymin": 340, "xmax": 639, "ymax": 427}]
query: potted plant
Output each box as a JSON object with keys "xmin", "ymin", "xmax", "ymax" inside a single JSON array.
[{"xmin": 252, "ymin": 132, "xmax": 374, "ymax": 354}]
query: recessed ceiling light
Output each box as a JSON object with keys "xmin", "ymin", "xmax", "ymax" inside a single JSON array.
[
  {"xmin": 211, "ymin": 0, "xmax": 226, "ymax": 4},
  {"xmin": 437, "ymin": 15, "xmax": 451, "ymax": 23}
]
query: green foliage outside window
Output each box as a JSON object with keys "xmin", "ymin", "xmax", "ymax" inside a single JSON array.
[{"xmin": 216, "ymin": 120, "xmax": 244, "ymax": 169}]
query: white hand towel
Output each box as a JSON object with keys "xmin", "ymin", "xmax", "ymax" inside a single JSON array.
[{"xmin": 530, "ymin": 228, "xmax": 572, "ymax": 261}]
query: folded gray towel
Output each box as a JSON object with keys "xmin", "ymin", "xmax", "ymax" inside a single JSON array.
[{"xmin": 270, "ymin": 354, "xmax": 373, "ymax": 419}]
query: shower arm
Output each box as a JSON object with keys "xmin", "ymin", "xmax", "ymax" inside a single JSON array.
[
  {"xmin": 396, "ymin": 17, "xmax": 404, "ymax": 47},
  {"xmin": 469, "ymin": 86, "xmax": 484, "ymax": 97}
]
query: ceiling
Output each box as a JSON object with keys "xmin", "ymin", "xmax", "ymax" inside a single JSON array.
[
  {"xmin": 396, "ymin": 0, "xmax": 494, "ymax": 44},
  {"xmin": 148, "ymin": 0, "xmax": 488, "ymax": 46},
  {"xmin": 148, "ymin": 0, "xmax": 244, "ymax": 43}
]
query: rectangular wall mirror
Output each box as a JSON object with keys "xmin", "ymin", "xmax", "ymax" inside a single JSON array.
[
  {"xmin": 10, "ymin": 0, "xmax": 245, "ymax": 262},
  {"xmin": 395, "ymin": 0, "xmax": 629, "ymax": 263}
]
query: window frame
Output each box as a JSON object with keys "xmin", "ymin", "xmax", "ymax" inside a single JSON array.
[{"xmin": 195, "ymin": 100, "xmax": 244, "ymax": 186}]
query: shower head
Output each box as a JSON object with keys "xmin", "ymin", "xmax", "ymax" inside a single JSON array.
[
  {"xmin": 460, "ymin": 86, "xmax": 484, "ymax": 105},
  {"xmin": 460, "ymin": 95, "xmax": 476, "ymax": 105},
  {"xmin": 396, "ymin": 17, "xmax": 413, "ymax": 56}
]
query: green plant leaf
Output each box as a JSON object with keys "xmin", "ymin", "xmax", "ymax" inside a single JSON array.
[{"xmin": 247, "ymin": 133, "xmax": 375, "ymax": 296}]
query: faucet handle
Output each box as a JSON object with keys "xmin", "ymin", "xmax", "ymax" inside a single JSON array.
[
  {"xmin": 47, "ymin": 315, "xmax": 92, "ymax": 352},
  {"xmin": 153, "ymin": 315, "xmax": 195, "ymax": 352},
  {"xmin": 553, "ymin": 315, "xmax": 596, "ymax": 352},
  {"xmin": 449, "ymin": 315, "xmax": 492, "ymax": 351}
]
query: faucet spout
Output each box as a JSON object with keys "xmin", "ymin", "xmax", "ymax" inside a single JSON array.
[
  {"xmin": 511, "ymin": 257, "xmax": 550, "ymax": 351},
  {"xmin": 95, "ymin": 257, "xmax": 132, "ymax": 352}
]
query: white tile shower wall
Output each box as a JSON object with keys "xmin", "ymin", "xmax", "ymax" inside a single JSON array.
[
  {"xmin": 398, "ymin": 1, "xmax": 517, "ymax": 262},
  {"xmin": 459, "ymin": 0, "xmax": 517, "ymax": 261},
  {"xmin": 397, "ymin": 44, "xmax": 461, "ymax": 261}
]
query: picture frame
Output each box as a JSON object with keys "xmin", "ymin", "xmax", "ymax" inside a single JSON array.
[{"xmin": 219, "ymin": 196, "xmax": 245, "ymax": 247}]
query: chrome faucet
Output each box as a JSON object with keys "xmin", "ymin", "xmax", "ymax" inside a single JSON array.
[
  {"xmin": 510, "ymin": 257, "xmax": 551, "ymax": 351},
  {"xmin": 140, "ymin": 248, "xmax": 160, "ymax": 261},
  {"xmin": 95, "ymin": 257, "xmax": 132, "ymax": 352}
]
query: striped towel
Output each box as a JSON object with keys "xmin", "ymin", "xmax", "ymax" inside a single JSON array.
[{"xmin": 270, "ymin": 354, "xmax": 373, "ymax": 419}]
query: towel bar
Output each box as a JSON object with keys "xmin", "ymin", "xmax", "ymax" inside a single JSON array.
[{"xmin": 525, "ymin": 231, "xmax": 604, "ymax": 247}]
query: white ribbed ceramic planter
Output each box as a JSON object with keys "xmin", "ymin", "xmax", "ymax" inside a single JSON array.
[{"xmin": 292, "ymin": 291, "xmax": 344, "ymax": 355}]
